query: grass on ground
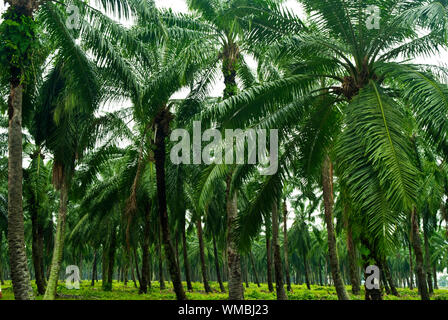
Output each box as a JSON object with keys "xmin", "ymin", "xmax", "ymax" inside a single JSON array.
[{"xmin": 1, "ymin": 280, "xmax": 447, "ymax": 300}]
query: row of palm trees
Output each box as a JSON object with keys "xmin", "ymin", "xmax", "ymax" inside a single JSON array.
[{"xmin": 1, "ymin": 0, "xmax": 448, "ymax": 301}]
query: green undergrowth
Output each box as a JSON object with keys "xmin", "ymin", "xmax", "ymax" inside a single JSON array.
[{"xmin": 1, "ymin": 280, "xmax": 447, "ymax": 300}]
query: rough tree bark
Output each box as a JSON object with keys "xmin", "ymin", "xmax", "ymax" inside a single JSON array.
[
  {"xmin": 411, "ymin": 208, "xmax": 429, "ymax": 300},
  {"xmin": 6, "ymin": 1, "xmax": 37, "ymax": 300},
  {"xmin": 226, "ymin": 179, "xmax": 244, "ymax": 300},
  {"xmin": 153, "ymin": 108, "xmax": 186, "ymax": 300},
  {"xmin": 7, "ymin": 77, "xmax": 33, "ymax": 299},
  {"xmin": 321, "ymin": 155, "xmax": 350, "ymax": 300},
  {"xmin": 222, "ymin": 40, "xmax": 243, "ymax": 300}
]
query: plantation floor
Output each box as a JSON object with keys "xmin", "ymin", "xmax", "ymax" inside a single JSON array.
[{"xmin": 1, "ymin": 280, "xmax": 447, "ymax": 300}]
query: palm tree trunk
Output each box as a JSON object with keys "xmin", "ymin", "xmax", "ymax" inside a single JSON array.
[
  {"xmin": 133, "ymin": 246, "xmax": 142, "ymax": 286},
  {"xmin": 222, "ymin": 41, "xmax": 243, "ymax": 299},
  {"xmin": 31, "ymin": 204, "xmax": 46, "ymax": 295},
  {"xmin": 381, "ymin": 269, "xmax": 391, "ymax": 295},
  {"xmin": 321, "ymin": 155, "xmax": 350, "ymax": 300},
  {"xmin": 346, "ymin": 221, "xmax": 360, "ymax": 295},
  {"xmin": 243, "ymin": 256, "xmax": 249, "ymax": 288},
  {"xmin": 272, "ymin": 202, "xmax": 287, "ymax": 300},
  {"xmin": 196, "ymin": 216, "xmax": 212, "ymax": 293},
  {"xmin": 304, "ymin": 258, "xmax": 311, "ymax": 290},
  {"xmin": 130, "ymin": 257, "xmax": 137, "ymax": 289},
  {"xmin": 140, "ymin": 202, "xmax": 151, "ymax": 294},
  {"xmin": 154, "ymin": 109, "xmax": 186, "ymax": 300},
  {"xmin": 443, "ymin": 188, "xmax": 448, "ymax": 238},
  {"xmin": 102, "ymin": 246, "xmax": 108, "ymax": 286},
  {"xmin": 411, "ymin": 208, "xmax": 430, "ymax": 300},
  {"xmin": 0, "ymin": 232, "xmax": 4, "ymax": 285},
  {"xmin": 104, "ymin": 228, "xmax": 116, "ymax": 291},
  {"xmin": 282, "ymin": 201, "xmax": 291, "ymax": 292},
  {"xmin": 408, "ymin": 242, "xmax": 414, "ymax": 289},
  {"xmin": 212, "ymin": 234, "xmax": 225, "ymax": 292},
  {"xmin": 249, "ymin": 250, "xmax": 260, "ymax": 287},
  {"xmin": 157, "ymin": 232, "xmax": 166, "ymax": 290},
  {"xmin": 382, "ymin": 260, "xmax": 399, "ymax": 296},
  {"xmin": 91, "ymin": 250, "xmax": 97, "ymax": 286},
  {"xmin": 318, "ymin": 258, "xmax": 323, "ymax": 286},
  {"xmin": 182, "ymin": 226, "xmax": 193, "ymax": 291},
  {"xmin": 266, "ymin": 229, "xmax": 274, "ymax": 292},
  {"xmin": 175, "ymin": 237, "xmax": 180, "ymax": 270},
  {"xmin": 423, "ymin": 227, "xmax": 433, "ymax": 294},
  {"xmin": 8, "ymin": 78, "xmax": 34, "ymax": 300},
  {"xmin": 433, "ymin": 265, "xmax": 438, "ymax": 290},
  {"xmin": 43, "ymin": 178, "xmax": 68, "ymax": 300},
  {"xmin": 226, "ymin": 181, "xmax": 244, "ymax": 300},
  {"xmin": 6, "ymin": 3, "xmax": 36, "ymax": 300}
]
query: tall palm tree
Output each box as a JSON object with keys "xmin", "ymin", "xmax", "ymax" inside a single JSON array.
[{"xmin": 1, "ymin": 1, "xmax": 38, "ymax": 299}]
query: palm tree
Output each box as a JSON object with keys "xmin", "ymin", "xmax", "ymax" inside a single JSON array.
[
  {"xmin": 1, "ymin": 2, "xmax": 37, "ymax": 300},
  {"xmin": 31, "ymin": 56, "xmax": 129, "ymax": 298},
  {"xmin": 271, "ymin": 200, "xmax": 287, "ymax": 299}
]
